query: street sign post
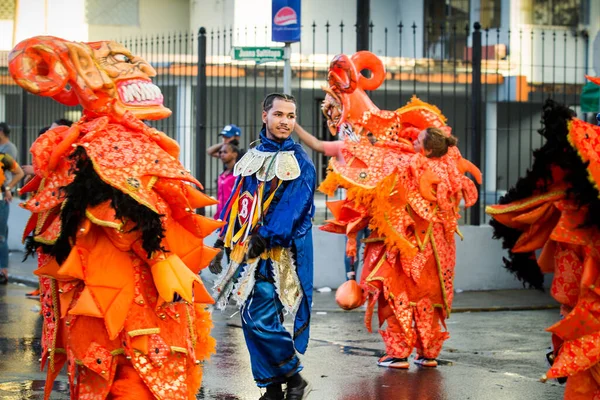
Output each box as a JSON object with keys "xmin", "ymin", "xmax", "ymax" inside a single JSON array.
[
  {"xmin": 272, "ymin": 0, "xmax": 301, "ymax": 95},
  {"xmin": 272, "ymin": 0, "xmax": 301, "ymax": 43},
  {"xmin": 232, "ymin": 46, "xmax": 284, "ymax": 64}
]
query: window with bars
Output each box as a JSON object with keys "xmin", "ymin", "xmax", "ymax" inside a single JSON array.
[
  {"xmin": 425, "ymin": 0, "xmax": 470, "ymax": 59},
  {"xmin": 0, "ymin": 0, "xmax": 15, "ymax": 20},
  {"xmin": 480, "ymin": 0, "xmax": 501, "ymax": 29},
  {"xmin": 85, "ymin": 0, "xmax": 139, "ymax": 26},
  {"xmin": 523, "ymin": 0, "xmax": 584, "ymax": 27}
]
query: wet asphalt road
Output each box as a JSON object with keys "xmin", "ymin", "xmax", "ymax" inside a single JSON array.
[{"xmin": 0, "ymin": 283, "xmax": 565, "ymax": 400}]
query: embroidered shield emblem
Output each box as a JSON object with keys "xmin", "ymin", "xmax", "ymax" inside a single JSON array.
[{"xmin": 237, "ymin": 191, "xmax": 254, "ymax": 226}]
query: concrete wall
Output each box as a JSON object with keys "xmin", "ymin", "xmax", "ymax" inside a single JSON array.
[
  {"xmin": 8, "ymin": 199, "xmax": 540, "ymax": 291},
  {"xmin": 191, "ymin": 0, "xmax": 235, "ymax": 33},
  {"xmin": 306, "ymin": 225, "xmax": 543, "ymax": 291},
  {"xmin": 89, "ymin": 0, "xmax": 190, "ymax": 40},
  {"xmin": 6, "ymin": 0, "xmax": 89, "ymax": 50}
]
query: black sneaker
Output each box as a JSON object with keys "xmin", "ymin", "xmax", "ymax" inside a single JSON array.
[
  {"xmin": 0, "ymin": 272, "xmax": 7, "ymax": 285},
  {"xmin": 259, "ymin": 384, "xmax": 284, "ymax": 400},
  {"xmin": 285, "ymin": 378, "xmax": 310, "ymax": 400}
]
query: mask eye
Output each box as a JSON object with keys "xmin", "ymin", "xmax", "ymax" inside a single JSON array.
[{"xmin": 114, "ymin": 54, "xmax": 131, "ymax": 63}]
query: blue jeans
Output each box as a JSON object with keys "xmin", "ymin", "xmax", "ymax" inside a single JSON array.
[
  {"xmin": 0, "ymin": 200, "xmax": 9, "ymax": 270},
  {"xmin": 344, "ymin": 227, "xmax": 370, "ymax": 280},
  {"xmin": 241, "ymin": 274, "xmax": 302, "ymax": 387}
]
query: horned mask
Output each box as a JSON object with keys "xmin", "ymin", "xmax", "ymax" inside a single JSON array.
[
  {"xmin": 8, "ymin": 36, "xmax": 171, "ymax": 120},
  {"xmin": 322, "ymin": 51, "xmax": 385, "ymax": 135}
]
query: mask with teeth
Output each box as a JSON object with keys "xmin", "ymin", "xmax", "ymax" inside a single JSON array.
[
  {"xmin": 9, "ymin": 36, "xmax": 171, "ymax": 121},
  {"xmin": 323, "ymin": 52, "xmax": 384, "ymax": 135}
]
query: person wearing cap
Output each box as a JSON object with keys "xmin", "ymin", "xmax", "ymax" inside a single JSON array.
[
  {"xmin": 207, "ymin": 124, "xmax": 242, "ymax": 159},
  {"xmin": 209, "ymin": 94, "xmax": 315, "ymax": 400}
]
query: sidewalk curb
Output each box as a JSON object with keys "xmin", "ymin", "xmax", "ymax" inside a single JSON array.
[
  {"xmin": 10, "ymin": 274, "xmax": 38, "ymax": 288},
  {"xmin": 312, "ymin": 304, "xmax": 560, "ymax": 314}
]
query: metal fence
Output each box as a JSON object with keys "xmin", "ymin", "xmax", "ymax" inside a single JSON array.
[{"xmin": 0, "ymin": 21, "xmax": 592, "ymax": 224}]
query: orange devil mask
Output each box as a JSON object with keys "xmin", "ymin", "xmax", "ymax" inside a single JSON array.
[
  {"xmin": 8, "ymin": 36, "xmax": 171, "ymax": 120},
  {"xmin": 323, "ymin": 51, "xmax": 385, "ymax": 135}
]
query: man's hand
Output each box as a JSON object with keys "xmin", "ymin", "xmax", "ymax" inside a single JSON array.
[
  {"xmin": 4, "ymin": 189, "xmax": 13, "ymax": 203},
  {"xmin": 209, "ymin": 239, "xmax": 225, "ymax": 274},
  {"xmin": 247, "ymin": 234, "xmax": 267, "ymax": 260}
]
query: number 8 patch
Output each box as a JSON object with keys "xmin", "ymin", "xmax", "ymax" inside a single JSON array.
[{"xmin": 237, "ymin": 191, "xmax": 254, "ymax": 226}]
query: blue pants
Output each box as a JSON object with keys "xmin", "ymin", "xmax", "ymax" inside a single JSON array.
[
  {"xmin": 0, "ymin": 200, "xmax": 9, "ymax": 270},
  {"xmin": 344, "ymin": 227, "xmax": 370, "ymax": 280},
  {"xmin": 242, "ymin": 276, "xmax": 302, "ymax": 387}
]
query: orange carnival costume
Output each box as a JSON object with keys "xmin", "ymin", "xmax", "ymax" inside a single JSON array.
[
  {"xmin": 318, "ymin": 51, "xmax": 482, "ymax": 366},
  {"xmin": 9, "ymin": 36, "xmax": 223, "ymax": 399},
  {"xmin": 487, "ymin": 93, "xmax": 600, "ymax": 399}
]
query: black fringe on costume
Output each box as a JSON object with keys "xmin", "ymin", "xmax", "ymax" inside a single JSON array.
[
  {"xmin": 49, "ymin": 147, "xmax": 166, "ymax": 264},
  {"xmin": 490, "ymin": 99, "xmax": 600, "ymax": 289},
  {"xmin": 23, "ymin": 235, "xmax": 53, "ymax": 261}
]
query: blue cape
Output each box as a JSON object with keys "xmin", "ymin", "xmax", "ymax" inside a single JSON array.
[{"xmin": 220, "ymin": 129, "xmax": 316, "ymax": 353}]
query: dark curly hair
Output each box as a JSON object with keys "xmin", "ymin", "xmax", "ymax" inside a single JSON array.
[{"xmin": 490, "ymin": 99, "xmax": 600, "ymax": 289}]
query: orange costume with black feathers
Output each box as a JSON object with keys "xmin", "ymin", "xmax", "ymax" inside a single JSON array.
[
  {"xmin": 9, "ymin": 36, "xmax": 222, "ymax": 399},
  {"xmin": 319, "ymin": 52, "xmax": 481, "ymax": 364},
  {"xmin": 487, "ymin": 93, "xmax": 600, "ymax": 399}
]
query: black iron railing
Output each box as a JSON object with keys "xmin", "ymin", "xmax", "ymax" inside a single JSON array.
[{"xmin": 0, "ymin": 22, "xmax": 591, "ymax": 224}]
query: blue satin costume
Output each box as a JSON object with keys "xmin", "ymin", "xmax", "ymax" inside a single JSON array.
[{"xmin": 219, "ymin": 129, "xmax": 315, "ymax": 387}]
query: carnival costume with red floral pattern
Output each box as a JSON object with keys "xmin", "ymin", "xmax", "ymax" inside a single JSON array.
[
  {"xmin": 9, "ymin": 36, "xmax": 223, "ymax": 399},
  {"xmin": 319, "ymin": 51, "xmax": 481, "ymax": 361},
  {"xmin": 487, "ymin": 93, "xmax": 600, "ymax": 399}
]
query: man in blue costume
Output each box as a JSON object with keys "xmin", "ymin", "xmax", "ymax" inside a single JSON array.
[{"xmin": 210, "ymin": 93, "xmax": 315, "ymax": 400}]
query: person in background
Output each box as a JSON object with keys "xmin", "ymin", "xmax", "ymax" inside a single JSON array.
[
  {"xmin": 0, "ymin": 151, "xmax": 25, "ymax": 284},
  {"xmin": 207, "ymin": 124, "xmax": 243, "ymax": 160},
  {"xmin": 51, "ymin": 118, "xmax": 72, "ymax": 128},
  {"xmin": 0, "ymin": 122, "xmax": 18, "ymax": 161},
  {"xmin": 24, "ymin": 119, "xmax": 72, "ymax": 297},
  {"xmin": 215, "ymin": 143, "xmax": 240, "ymax": 220}
]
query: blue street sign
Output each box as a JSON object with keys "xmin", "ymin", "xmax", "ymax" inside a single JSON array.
[{"xmin": 272, "ymin": 0, "xmax": 301, "ymax": 43}]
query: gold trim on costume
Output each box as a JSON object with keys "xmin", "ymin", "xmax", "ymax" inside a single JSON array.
[
  {"xmin": 186, "ymin": 305, "xmax": 196, "ymax": 348},
  {"xmin": 361, "ymin": 237, "xmax": 385, "ymax": 243},
  {"xmin": 430, "ymin": 230, "xmax": 450, "ymax": 317},
  {"xmin": 485, "ymin": 191, "xmax": 565, "ymax": 215},
  {"xmin": 147, "ymin": 176, "xmax": 158, "ymax": 190},
  {"xmin": 49, "ymin": 279, "xmax": 60, "ymax": 372},
  {"xmin": 127, "ymin": 328, "xmax": 160, "ymax": 337},
  {"xmin": 85, "ymin": 210, "xmax": 123, "ymax": 230},
  {"xmin": 34, "ymin": 236, "xmax": 58, "ymax": 245},
  {"xmin": 170, "ymin": 346, "xmax": 188, "ymax": 354},
  {"xmin": 366, "ymin": 254, "xmax": 387, "ymax": 282}
]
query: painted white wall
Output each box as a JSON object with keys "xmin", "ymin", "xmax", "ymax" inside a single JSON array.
[
  {"xmin": 8, "ymin": 203, "xmax": 539, "ymax": 291},
  {"xmin": 89, "ymin": 0, "xmax": 190, "ymax": 40},
  {"xmin": 3, "ymin": 0, "xmax": 191, "ymax": 49},
  {"xmin": 0, "ymin": 21, "xmax": 14, "ymax": 51},
  {"xmin": 302, "ymin": 225, "xmax": 540, "ymax": 291},
  {"xmin": 191, "ymin": 0, "xmax": 235, "ymax": 33},
  {"xmin": 10, "ymin": 0, "xmax": 88, "ymax": 48}
]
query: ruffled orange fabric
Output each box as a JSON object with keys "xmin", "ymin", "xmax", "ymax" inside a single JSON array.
[
  {"xmin": 23, "ymin": 113, "xmax": 223, "ymax": 400},
  {"xmin": 487, "ymin": 185, "xmax": 600, "ymax": 398},
  {"xmin": 319, "ymin": 96, "xmax": 480, "ymax": 360}
]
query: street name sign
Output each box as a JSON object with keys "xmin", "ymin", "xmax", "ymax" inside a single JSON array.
[{"xmin": 233, "ymin": 47, "xmax": 284, "ymax": 64}]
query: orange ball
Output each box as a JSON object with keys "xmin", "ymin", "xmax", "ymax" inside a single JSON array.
[{"xmin": 335, "ymin": 280, "xmax": 365, "ymax": 310}]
